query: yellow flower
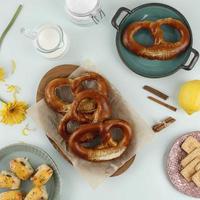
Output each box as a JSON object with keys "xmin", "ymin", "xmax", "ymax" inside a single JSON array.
[
  {"xmin": 0, "ymin": 67, "xmax": 5, "ymax": 81},
  {"xmin": 21, "ymin": 123, "xmax": 35, "ymax": 136},
  {"xmin": 0, "ymin": 101, "xmax": 28, "ymax": 125},
  {"xmin": 6, "ymin": 84, "xmax": 21, "ymax": 99},
  {"xmin": 11, "ymin": 60, "xmax": 16, "ymax": 74}
]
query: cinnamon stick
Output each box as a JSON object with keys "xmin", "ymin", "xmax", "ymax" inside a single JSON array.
[
  {"xmin": 147, "ymin": 96, "xmax": 177, "ymax": 112},
  {"xmin": 152, "ymin": 117, "xmax": 176, "ymax": 132},
  {"xmin": 143, "ymin": 85, "xmax": 169, "ymax": 100}
]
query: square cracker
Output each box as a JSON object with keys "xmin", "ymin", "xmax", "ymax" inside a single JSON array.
[
  {"xmin": 181, "ymin": 136, "xmax": 200, "ymax": 154},
  {"xmin": 192, "ymin": 170, "xmax": 200, "ymax": 187},
  {"xmin": 195, "ymin": 162, "xmax": 200, "ymax": 171},
  {"xmin": 181, "ymin": 157, "xmax": 200, "ymax": 181},
  {"xmin": 181, "ymin": 148, "xmax": 200, "ymax": 167}
]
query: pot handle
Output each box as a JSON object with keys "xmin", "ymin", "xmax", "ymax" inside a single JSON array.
[
  {"xmin": 111, "ymin": 7, "xmax": 131, "ymax": 31},
  {"xmin": 182, "ymin": 48, "xmax": 199, "ymax": 71}
]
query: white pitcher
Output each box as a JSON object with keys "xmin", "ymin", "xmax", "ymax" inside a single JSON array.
[{"xmin": 21, "ymin": 24, "xmax": 70, "ymax": 59}]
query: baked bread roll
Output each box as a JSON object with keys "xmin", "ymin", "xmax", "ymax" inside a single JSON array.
[
  {"xmin": 0, "ymin": 171, "xmax": 20, "ymax": 189},
  {"xmin": 31, "ymin": 164, "xmax": 53, "ymax": 186},
  {"xmin": 10, "ymin": 157, "xmax": 34, "ymax": 180},
  {"xmin": 0, "ymin": 191, "xmax": 23, "ymax": 200},
  {"xmin": 24, "ymin": 186, "xmax": 48, "ymax": 200}
]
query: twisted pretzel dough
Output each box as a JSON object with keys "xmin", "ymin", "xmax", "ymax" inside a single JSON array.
[
  {"xmin": 71, "ymin": 72, "xmax": 109, "ymax": 97},
  {"xmin": 123, "ymin": 18, "xmax": 190, "ymax": 60},
  {"xmin": 58, "ymin": 90, "xmax": 111, "ymax": 140},
  {"xmin": 45, "ymin": 78, "xmax": 72, "ymax": 113},
  {"xmin": 68, "ymin": 119, "xmax": 132, "ymax": 161},
  {"xmin": 45, "ymin": 72, "xmax": 109, "ymax": 113}
]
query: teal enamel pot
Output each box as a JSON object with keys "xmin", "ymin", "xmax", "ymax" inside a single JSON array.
[{"xmin": 111, "ymin": 3, "xmax": 199, "ymax": 78}]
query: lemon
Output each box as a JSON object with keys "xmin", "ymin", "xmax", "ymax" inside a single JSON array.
[{"xmin": 178, "ymin": 80, "xmax": 200, "ymax": 115}]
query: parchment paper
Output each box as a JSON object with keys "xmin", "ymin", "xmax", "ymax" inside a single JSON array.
[{"xmin": 28, "ymin": 63, "xmax": 154, "ymax": 188}]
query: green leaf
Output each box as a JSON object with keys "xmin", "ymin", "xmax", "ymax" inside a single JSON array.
[{"xmin": 0, "ymin": 4, "xmax": 23, "ymax": 48}]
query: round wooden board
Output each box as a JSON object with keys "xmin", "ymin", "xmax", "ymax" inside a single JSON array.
[{"xmin": 36, "ymin": 64, "xmax": 135, "ymax": 177}]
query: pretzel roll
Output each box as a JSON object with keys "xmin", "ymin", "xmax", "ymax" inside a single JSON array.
[
  {"xmin": 77, "ymin": 98, "xmax": 97, "ymax": 114},
  {"xmin": 72, "ymin": 90, "xmax": 111, "ymax": 123},
  {"xmin": 58, "ymin": 90, "xmax": 111, "ymax": 140},
  {"xmin": 45, "ymin": 72, "xmax": 109, "ymax": 114},
  {"xmin": 123, "ymin": 18, "xmax": 190, "ymax": 60},
  {"xmin": 68, "ymin": 119, "xmax": 132, "ymax": 162},
  {"xmin": 71, "ymin": 72, "xmax": 109, "ymax": 97},
  {"xmin": 58, "ymin": 112, "xmax": 100, "ymax": 142},
  {"xmin": 58, "ymin": 111, "xmax": 76, "ymax": 140},
  {"xmin": 45, "ymin": 78, "xmax": 72, "ymax": 113}
]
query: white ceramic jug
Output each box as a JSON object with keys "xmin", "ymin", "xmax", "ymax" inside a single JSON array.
[{"xmin": 21, "ymin": 24, "xmax": 70, "ymax": 59}]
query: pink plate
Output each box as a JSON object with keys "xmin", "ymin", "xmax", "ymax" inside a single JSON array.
[{"xmin": 167, "ymin": 131, "xmax": 200, "ymax": 198}]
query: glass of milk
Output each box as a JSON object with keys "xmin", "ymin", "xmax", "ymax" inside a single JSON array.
[
  {"xmin": 21, "ymin": 24, "xmax": 70, "ymax": 59},
  {"xmin": 65, "ymin": 0, "xmax": 105, "ymax": 25}
]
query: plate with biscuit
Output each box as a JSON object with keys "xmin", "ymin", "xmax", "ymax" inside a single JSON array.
[
  {"xmin": 112, "ymin": 3, "xmax": 199, "ymax": 78},
  {"xmin": 167, "ymin": 131, "xmax": 200, "ymax": 198},
  {"xmin": 0, "ymin": 143, "xmax": 61, "ymax": 200}
]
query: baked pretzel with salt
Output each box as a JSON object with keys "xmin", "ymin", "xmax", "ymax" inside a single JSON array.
[
  {"xmin": 58, "ymin": 90, "xmax": 111, "ymax": 140},
  {"xmin": 68, "ymin": 119, "xmax": 133, "ymax": 161},
  {"xmin": 123, "ymin": 18, "xmax": 190, "ymax": 60},
  {"xmin": 45, "ymin": 72, "xmax": 109, "ymax": 113}
]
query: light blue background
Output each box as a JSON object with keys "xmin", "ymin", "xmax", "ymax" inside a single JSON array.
[{"xmin": 0, "ymin": 0, "xmax": 200, "ymax": 199}]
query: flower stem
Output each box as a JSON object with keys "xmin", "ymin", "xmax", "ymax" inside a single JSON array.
[
  {"xmin": 0, "ymin": 4, "xmax": 23, "ymax": 48},
  {"xmin": 0, "ymin": 97, "xmax": 7, "ymax": 104}
]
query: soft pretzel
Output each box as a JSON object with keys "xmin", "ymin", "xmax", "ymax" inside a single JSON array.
[
  {"xmin": 68, "ymin": 119, "xmax": 132, "ymax": 162},
  {"xmin": 72, "ymin": 90, "xmax": 111, "ymax": 122},
  {"xmin": 58, "ymin": 90, "xmax": 111, "ymax": 140},
  {"xmin": 45, "ymin": 72, "xmax": 109, "ymax": 113},
  {"xmin": 45, "ymin": 78, "xmax": 72, "ymax": 113},
  {"xmin": 71, "ymin": 72, "xmax": 109, "ymax": 97},
  {"xmin": 123, "ymin": 18, "xmax": 190, "ymax": 60}
]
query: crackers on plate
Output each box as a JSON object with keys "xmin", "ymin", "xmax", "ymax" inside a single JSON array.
[{"xmin": 180, "ymin": 136, "xmax": 200, "ymax": 187}]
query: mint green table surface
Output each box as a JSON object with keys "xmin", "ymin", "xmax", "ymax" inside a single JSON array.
[{"xmin": 0, "ymin": 0, "xmax": 200, "ymax": 200}]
